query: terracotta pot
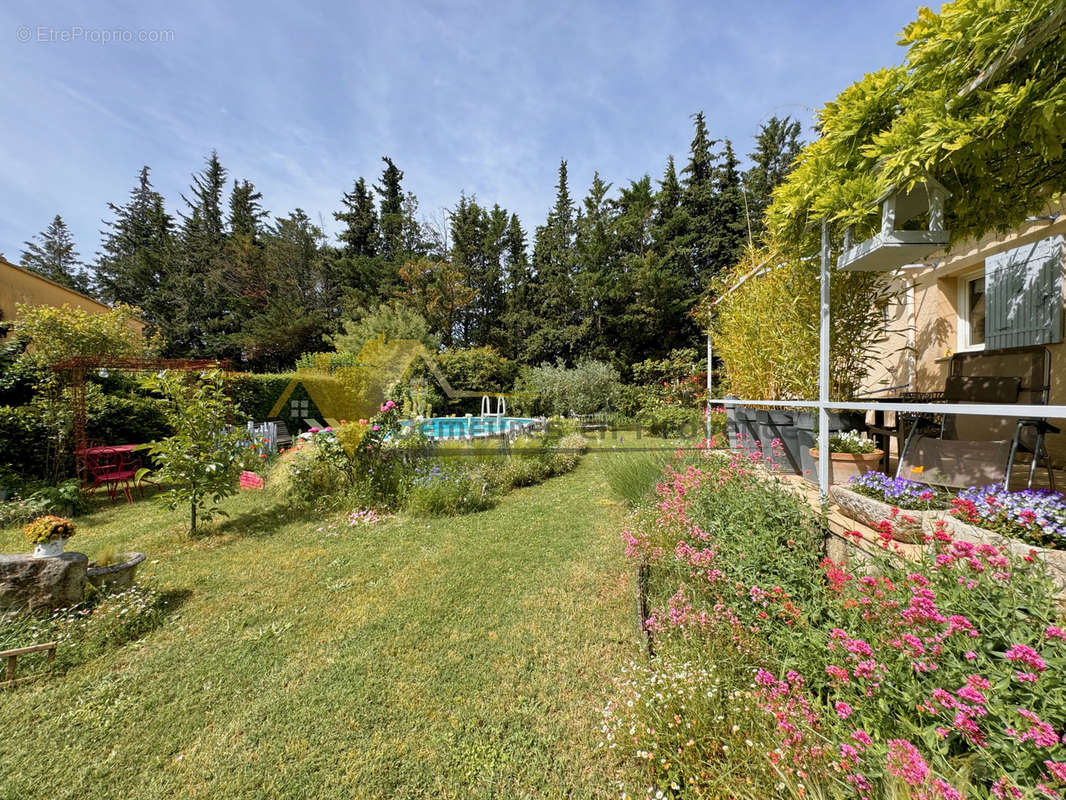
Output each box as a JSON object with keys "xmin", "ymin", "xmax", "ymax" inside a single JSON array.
[{"xmin": 809, "ymin": 449, "xmax": 884, "ymax": 486}]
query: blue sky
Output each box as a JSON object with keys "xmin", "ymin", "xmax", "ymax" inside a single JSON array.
[{"xmin": 1, "ymin": 0, "xmax": 921, "ymax": 265}]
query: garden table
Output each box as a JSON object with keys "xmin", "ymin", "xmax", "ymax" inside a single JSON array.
[{"xmin": 76, "ymin": 444, "xmax": 152, "ymax": 503}]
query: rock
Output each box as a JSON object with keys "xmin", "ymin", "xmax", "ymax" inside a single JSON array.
[{"xmin": 0, "ymin": 552, "xmax": 88, "ymax": 611}]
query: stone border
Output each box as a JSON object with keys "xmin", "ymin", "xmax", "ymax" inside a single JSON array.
[{"xmin": 829, "ymin": 485, "xmax": 932, "ymax": 544}]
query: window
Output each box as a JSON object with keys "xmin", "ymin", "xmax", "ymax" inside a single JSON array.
[
  {"xmin": 957, "ymin": 269, "xmax": 986, "ymax": 351},
  {"xmin": 290, "ymin": 398, "xmax": 310, "ymax": 417}
]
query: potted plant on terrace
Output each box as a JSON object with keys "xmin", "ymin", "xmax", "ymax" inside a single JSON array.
[
  {"xmin": 809, "ymin": 430, "xmax": 883, "ymax": 485},
  {"xmin": 25, "ymin": 514, "xmax": 76, "ymax": 558}
]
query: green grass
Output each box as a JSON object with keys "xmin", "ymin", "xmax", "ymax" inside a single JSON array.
[{"xmin": 0, "ymin": 451, "xmax": 652, "ymax": 799}]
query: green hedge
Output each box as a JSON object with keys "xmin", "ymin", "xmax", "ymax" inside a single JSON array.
[
  {"xmin": 0, "ymin": 405, "xmax": 50, "ymax": 480},
  {"xmin": 226, "ymin": 373, "xmax": 325, "ymax": 431}
]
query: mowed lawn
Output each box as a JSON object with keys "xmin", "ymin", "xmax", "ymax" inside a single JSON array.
[{"xmin": 0, "ymin": 448, "xmax": 646, "ymax": 799}]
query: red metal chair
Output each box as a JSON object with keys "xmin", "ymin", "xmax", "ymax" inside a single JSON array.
[{"xmin": 85, "ymin": 448, "xmax": 135, "ymax": 503}]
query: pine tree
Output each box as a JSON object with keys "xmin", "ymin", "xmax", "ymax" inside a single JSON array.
[
  {"xmin": 96, "ymin": 166, "xmax": 175, "ymax": 337},
  {"xmin": 743, "ymin": 116, "xmax": 803, "ymax": 242},
  {"xmin": 449, "ymin": 193, "xmax": 487, "ymax": 345},
  {"xmin": 20, "ymin": 215, "xmax": 90, "ymax": 294}
]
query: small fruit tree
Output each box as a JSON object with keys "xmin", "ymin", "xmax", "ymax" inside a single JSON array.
[{"xmin": 139, "ymin": 369, "xmax": 244, "ymax": 533}]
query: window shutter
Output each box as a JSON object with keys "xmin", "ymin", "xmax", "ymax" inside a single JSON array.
[{"xmin": 984, "ymin": 234, "xmax": 1064, "ymax": 350}]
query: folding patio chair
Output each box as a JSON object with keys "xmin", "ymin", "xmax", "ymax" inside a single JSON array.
[{"xmin": 896, "ymin": 345, "xmax": 1058, "ymax": 489}]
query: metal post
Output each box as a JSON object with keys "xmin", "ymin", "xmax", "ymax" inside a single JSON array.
[
  {"xmin": 706, "ymin": 331, "xmax": 712, "ymax": 444},
  {"xmin": 818, "ymin": 220, "xmax": 831, "ymax": 499}
]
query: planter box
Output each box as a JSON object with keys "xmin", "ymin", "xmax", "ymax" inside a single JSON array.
[
  {"xmin": 829, "ymin": 485, "xmax": 931, "ymax": 544},
  {"xmin": 733, "ymin": 406, "xmax": 760, "ymax": 453},
  {"xmin": 810, "ymin": 449, "xmax": 883, "ymax": 486}
]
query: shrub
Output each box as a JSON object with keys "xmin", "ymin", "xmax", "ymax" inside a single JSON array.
[
  {"xmin": 85, "ymin": 392, "xmax": 171, "ymax": 444},
  {"xmin": 406, "ymin": 466, "xmax": 496, "ymax": 516},
  {"xmin": 23, "ymin": 515, "xmax": 75, "ymax": 545},
  {"xmin": 603, "ymin": 450, "xmax": 672, "ymax": 508},
  {"xmin": 635, "ymin": 404, "xmax": 703, "ymax": 438},
  {"xmin": 409, "ymin": 346, "xmax": 519, "ymax": 416},
  {"xmin": 513, "ymin": 359, "xmax": 622, "ymax": 417},
  {"xmin": 547, "ymin": 432, "xmax": 588, "ymax": 475},
  {"xmin": 0, "ymin": 404, "xmax": 50, "ymax": 480},
  {"xmin": 270, "ymin": 432, "xmax": 352, "ymax": 510},
  {"xmin": 493, "ymin": 455, "xmax": 550, "ymax": 491}
]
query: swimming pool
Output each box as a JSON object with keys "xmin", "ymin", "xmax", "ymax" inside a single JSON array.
[{"xmin": 404, "ymin": 416, "xmax": 537, "ymax": 440}]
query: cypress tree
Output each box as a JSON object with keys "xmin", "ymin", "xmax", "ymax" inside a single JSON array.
[{"xmin": 743, "ymin": 116, "xmax": 803, "ymax": 242}]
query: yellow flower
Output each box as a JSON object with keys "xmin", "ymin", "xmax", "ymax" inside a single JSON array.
[{"xmin": 910, "ymin": 465, "xmax": 925, "ymax": 475}]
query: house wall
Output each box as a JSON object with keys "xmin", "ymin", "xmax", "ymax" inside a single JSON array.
[
  {"xmin": 0, "ymin": 258, "xmax": 145, "ymax": 335},
  {"xmin": 862, "ymin": 199, "xmax": 1066, "ymax": 466}
]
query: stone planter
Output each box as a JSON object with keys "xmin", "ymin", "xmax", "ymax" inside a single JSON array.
[
  {"xmin": 810, "ymin": 449, "xmax": 884, "ymax": 486},
  {"xmin": 87, "ymin": 552, "xmax": 146, "ymax": 591},
  {"xmin": 33, "ymin": 538, "xmax": 68, "ymax": 558},
  {"xmin": 829, "ymin": 485, "xmax": 934, "ymax": 544}
]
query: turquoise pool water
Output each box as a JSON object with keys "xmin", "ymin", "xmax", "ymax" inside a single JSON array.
[{"xmin": 405, "ymin": 416, "xmax": 536, "ymax": 440}]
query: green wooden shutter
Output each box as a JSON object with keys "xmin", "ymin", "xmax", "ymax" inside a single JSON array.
[{"xmin": 984, "ymin": 234, "xmax": 1064, "ymax": 350}]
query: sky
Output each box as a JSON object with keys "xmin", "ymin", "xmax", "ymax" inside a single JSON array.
[{"xmin": 0, "ymin": 0, "xmax": 923, "ymax": 266}]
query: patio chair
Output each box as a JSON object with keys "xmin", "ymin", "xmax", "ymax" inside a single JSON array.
[
  {"xmin": 272, "ymin": 419, "xmax": 292, "ymax": 450},
  {"xmin": 896, "ymin": 345, "xmax": 1058, "ymax": 489}
]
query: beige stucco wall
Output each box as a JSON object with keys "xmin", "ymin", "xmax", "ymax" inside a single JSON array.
[
  {"xmin": 863, "ymin": 200, "xmax": 1066, "ymax": 466},
  {"xmin": 0, "ymin": 257, "xmax": 145, "ymax": 335}
]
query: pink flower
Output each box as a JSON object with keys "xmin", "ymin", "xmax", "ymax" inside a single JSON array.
[
  {"xmin": 835, "ymin": 701, "xmax": 854, "ymax": 720},
  {"xmin": 826, "ymin": 664, "xmax": 849, "ymax": 683},
  {"xmin": 851, "ymin": 729, "xmax": 872, "ymax": 748},
  {"xmin": 886, "ymin": 739, "xmax": 929, "ymax": 786},
  {"xmin": 1046, "ymin": 761, "xmax": 1066, "ymax": 783},
  {"xmin": 1016, "ymin": 671, "xmax": 1040, "ymax": 683},
  {"xmin": 964, "ymin": 650, "xmax": 977, "ymax": 661},
  {"xmin": 1005, "ymin": 643, "xmax": 1047, "ymax": 672},
  {"xmin": 1046, "ymin": 626, "xmax": 1066, "ymax": 641}
]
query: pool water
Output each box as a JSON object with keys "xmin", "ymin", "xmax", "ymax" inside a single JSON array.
[{"xmin": 405, "ymin": 416, "xmax": 536, "ymax": 440}]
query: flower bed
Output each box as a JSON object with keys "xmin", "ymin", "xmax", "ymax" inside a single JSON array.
[
  {"xmin": 953, "ymin": 486, "xmax": 1066, "ymax": 551},
  {"xmin": 849, "ymin": 471, "xmax": 951, "ymax": 511},
  {"xmin": 613, "ymin": 449, "xmax": 1066, "ymax": 800}
]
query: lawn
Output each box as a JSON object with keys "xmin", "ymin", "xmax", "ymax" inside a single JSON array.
[{"xmin": 0, "ymin": 442, "xmax": 658, "ymax": 799}]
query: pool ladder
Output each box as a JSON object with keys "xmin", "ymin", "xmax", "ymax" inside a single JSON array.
[{"xmin": 480, "ymin": 395, "xmax": 506, "ymax": 419}]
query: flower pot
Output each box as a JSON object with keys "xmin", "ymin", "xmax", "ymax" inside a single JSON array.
[
  {"xmin": 809, "ymin": 449, "xmax": 884, "ymax": 486},
  {"xmin": 828, "ymin": 485, "xmax": 927, "ymax": 543},
  {"xmin": 87, "ymin": 552, "xmax": 145, "ymax": 591},
  {"xmin": 33, "ymin": 538, "xmax": 68, "ymax": 558},
  {"xmin": 795, "ymin": 412, "xmax": 869, "ymax": 484}
]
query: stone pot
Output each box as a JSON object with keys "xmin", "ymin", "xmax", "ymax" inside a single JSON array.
[
  {"xmin": 829, "ymin": 485, "xmax": 929, "ymax": 544},
  {"xmin": 33, "ymin": 538, "xmax": 68, "ymax": 558},
  {"xmin": 809, "ymin": 449, "xmax": 884, "ymax": 486},
  {"xmin": 87, "ymin": 552, "xmax": 146, "ymax": 591}
]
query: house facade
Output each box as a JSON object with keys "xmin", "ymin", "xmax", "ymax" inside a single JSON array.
[
  {"xmin": 863, "ymin": 198, "xmax": 1066, "ymax": 464},
  {"xmin": 0, "ymin": 256, "xmax": 145, "ymax": 336}
]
